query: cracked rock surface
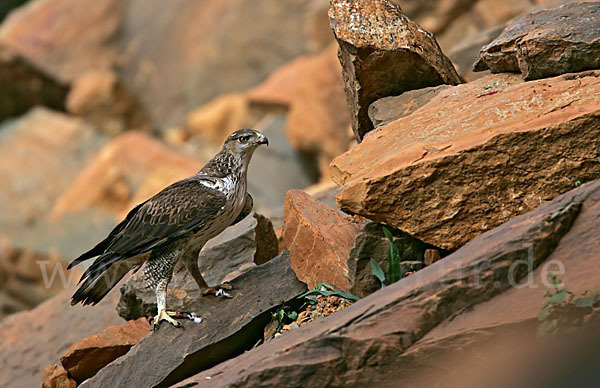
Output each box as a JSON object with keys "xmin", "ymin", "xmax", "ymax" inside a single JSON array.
[{"xmin": 331, "ymin": 70, "xmax": 600, "ymax": 250}]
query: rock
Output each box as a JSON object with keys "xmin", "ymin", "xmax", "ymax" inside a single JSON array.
[
  {"xmin": 0, "ymin": 48, "xmax": 67, "ymax": 123},
  {"xmin": 50, "ymin": 131, "xmax": 203, "ymax": 218},
  {"xmin": 0, "ymin": 107, "xmax": 105, "ymax": 229},
  {"xmin": 40, "ymin": 365, "xmax": 76, "ymax": 388},
  {"xmin": 175, "ymin": 179, "xmax": 600, "ymax": 388},
  {"xmin": 66, "ymin": 69, "xmax": 151, "ymax": 135},
  {"xmin": 115, "ymin": 0, "xmax": 334, "ymax": 131},
  {"xmin": 474, "ymin": 2, "xmax": 600, "ymax": 80},
  {"xmin": 282, "ymin": 190, "xmax": 433, "ymax": 297},
  {"xmin": 368, "ymin": 85, "xmax": 451, "ymax": 128},
  {"xmin": 85, "ymin": 252, "xmax": 307, "ymax": 388},
  {"xmin": 331, "ymin": 70, "xmax": 600, "ymax": 250},
  {"xmin": 282, "ymin": 189, "xmax": 360, "ymax": 291},
  {"xmin": 423, "ymin": 249, "xmax": 441, "ymax": 266},
  {"xmin": 0, "ymin": 0, "xmax": 121, "ymax": 84},
  {"xmin": 60, "ymin": 318, "xmax": 149, "ymax": 384},
  {"xmin": 0, "ymin": 287, "xmax": 124, "ymax": 388},
  {"xmin": 248, "ymin": 44, "xmax": 353, "ymax": 180},
  {"xmin": 329, "ymin": 0, "xmax": 462, "ymax": 141}
]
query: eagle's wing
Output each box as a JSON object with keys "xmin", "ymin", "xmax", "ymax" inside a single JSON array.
[
  {"xmin": 70, "ymin": 177, "xmax": 227, "ymax": 305},
  {"xmin": 106, "ymin": 178, "xmax": 227, "ymax": 257}
]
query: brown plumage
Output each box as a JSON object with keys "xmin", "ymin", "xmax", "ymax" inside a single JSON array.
[{"xmin": 68, "ymin": 129, "xmax": 268, "ymax": 328}]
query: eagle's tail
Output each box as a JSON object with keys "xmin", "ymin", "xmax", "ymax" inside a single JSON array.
[{"xmin": 71, "ymin": 254, "xmax": 138, "ymax": 306}]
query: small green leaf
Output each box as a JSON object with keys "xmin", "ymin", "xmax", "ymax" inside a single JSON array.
[
  {"xmin": 575, "ymin": 297, "xmax": 597, "ymax": 308},
  {"xmin": 550, "ymin": 289, "xmax": 567, "ymax": 304},
  {"xmin": 370, "ymin": 258, "xmax": 386, "ymax": 288},
  {"xmin": 382, "ymin": 226, "xmax": 394, "ymax": 242},
  {"xmin": 287, "ymin": 311, "xmax": 298, "ymax": 320},
  {"xmin": 297, "ymin": 289, "xmax": 360, "ymax": 302},
  {"xmin": 537, "ymin": 308, "xmax": 552, "ymax": 321}
]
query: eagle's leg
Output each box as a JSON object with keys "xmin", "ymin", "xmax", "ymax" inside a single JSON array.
[
  {"xmin": 151, "ymin": 278, "xmax": 181, "ymax": 330},
  {"xmin": 182, "ymin": 247, "xmax": 233, "ymax": 298}
]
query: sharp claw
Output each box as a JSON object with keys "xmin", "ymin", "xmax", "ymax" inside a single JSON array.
[{"xmin": 215, "ymin": 289, "xmax": 233, "ymax": 298}]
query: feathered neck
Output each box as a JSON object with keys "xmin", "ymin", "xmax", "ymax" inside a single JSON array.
[{"xmin": 199, "ymin": 148, "xmax": 248, "ymax": 178}]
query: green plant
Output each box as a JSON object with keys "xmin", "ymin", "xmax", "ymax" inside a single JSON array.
[
  {"xmin": 537, "ymin": 274, "xmax": 598, "ymax": 338},
  {"xmin": 298, "ymin": 282, "xmax": 359, "ymax": 302},
  {"xmin": 370, "ymin": 226, "xmax": 404, "ymax": 288}
]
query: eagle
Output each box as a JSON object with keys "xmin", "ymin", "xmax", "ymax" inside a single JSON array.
[{"xmin": 68, "ymin": 129, "xmax": 268, "ymax": 329}]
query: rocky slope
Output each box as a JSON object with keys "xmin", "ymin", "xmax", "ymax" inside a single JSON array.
[{"xmin": 0, "ymin": 1, "xmax": 598, "ymax": 387}]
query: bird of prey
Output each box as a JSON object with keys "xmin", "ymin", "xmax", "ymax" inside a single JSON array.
[{"xmin": 68, "ymin": 129, "xmax": 268, "ymax": 329}]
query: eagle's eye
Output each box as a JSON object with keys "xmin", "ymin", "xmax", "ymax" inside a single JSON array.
[{"xmin": 238, "ymin": 135, "xmax": 250, "ymax": 143}]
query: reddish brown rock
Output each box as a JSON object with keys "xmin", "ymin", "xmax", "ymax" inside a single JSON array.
[
  {"xmin": 0, "ymin": 107, "xmax": 105, "ymax": 228},
  {"xmin": 248, "ymin": 44, "xmax": 352, "ymax": 179},
  {"xmin": 282, "ymin": 189, "xmax": 360, "ymax": 290},
  {"xmin": 329, "ymin": 0, "xmax": 462, "ymax": 141},
  {"xmin": 0, "ymin": 0, "xmax": 121, "ymax": 84},
  {"xmin": 0, "ymin": 287, "xmax": 124, "ymax": 388},
  {"xmin": 474, "ymin": 2, "xmax": 600, "ymax": 80},
  {"xmin": 40, "ymin": 365, "xmax": 76, "ymax": 388},
  {"xmin": 175, "ymin": 178, "xmax": 600, "ymax": 388},
  {"xmin": 60, "ymin": 318, "xmax": 149, "ymax": 383},
  {"xmin": 331, "ymin": 70, "xmax": 600, "ymax": 250},
  {"xmin": 282, "ymin": 190, "xmax": 429, "ymax": 297},
  {"xmin": 66, "ymin": 69, "xmax": 151, "ymax": 135},
  {"xmin": 50, "ymin": 131, "xmax": 203, "ymax": 218}
]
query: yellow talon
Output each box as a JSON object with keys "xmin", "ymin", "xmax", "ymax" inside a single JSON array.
[{"xmin": 151, "ymin": 309, "xmax": 182, "ymax": 331}]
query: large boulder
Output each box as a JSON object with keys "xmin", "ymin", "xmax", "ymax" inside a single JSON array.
[
  {"xmin": 84, "ymin": 253, "xmax": 307, "ymax": 388},
  {"xmin": 175, "ymin": 179, "xmax": 600, "ymax": 388},
  {"xmin": 331, "ymin": 70, "xmax": 600, "ymax": 250},
  {"xmin": 474, "ymin": 2, "xmax": 600, "ymax": 80},
  {"xmin": 0, "ymin": 0, "xmax": 121, "ymax": 84},
  {"xmin": 0, "ymin": 287, "xmax": 124, "ymax": 388},
  {"xmin": 329, "ymin": 0, "xmax": 462, "ymax": 141},
  {"xmin": 0, "ymin": 107, "xmax": 105, "ymax": 228}
]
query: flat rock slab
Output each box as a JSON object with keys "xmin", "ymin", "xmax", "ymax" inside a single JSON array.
[
  {"xmin": 329, "ymin": 0, "xmax": 462, "ymax": 141},
  {"xmin": 331, "ymin": 70, "xmax": 600, "ymax": 250},
  {"xmin": 474, "ymin": 2, "xmax": 600, "ymax": 80},
  {"xmin": 84, "ymin": 253, "xmax": 306, "ymax": 388},
  {"xmin": 175, "ymin": 179, "xmax": 600, "ymax": 388}
]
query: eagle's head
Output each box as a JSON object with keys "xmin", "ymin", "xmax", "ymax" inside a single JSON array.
[{"xmin": 223, "ymin": 129, "xmax": 269, "ymax": 157}]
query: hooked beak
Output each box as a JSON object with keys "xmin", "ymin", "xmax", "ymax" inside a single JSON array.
[{"xmin": 254, "ymin": 134, "xmax": 269, "ymax": 146}]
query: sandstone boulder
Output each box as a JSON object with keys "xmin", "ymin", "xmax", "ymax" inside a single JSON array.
[
  {"xmin": 175, "ymin": 179, "xmax": 600, "ymax": 388},
  {"xmin": 474, "ymin": 2, "xmax": 600, "ymax": 80},
  {"xmin": 0, "ymin": 107, "xmax": 105, "ymax": 228},
  {"xmin": 85, "ymin": 253, "xmax": 307, "ymax": 388},
  {"xmin": 331, "ymin": 70, "xmax": 600, "ymax": 250},
  {"xmin": 0, "ymin": 0, "xmax": 121, "ymax": 84},
  {"xmin": 50, "ymin": 131, "xmax": 203, "ymax": 218},
  {"xmin": 66, "ymin": 69, "xmax": 151, "ymax": 135},
  {"xmin": 329, "ymin": 0, "xmax": 462, "ymax": 141},
  {"xmin": 248, "ymin": 44, "xmax": 352, "ymax": 180},
  {"xmin": 0, "ymin": 287, "xmax": 123, "ymax": 388},
  {"xmin": 282, "ymin": 190, "xmax": 437, "ymax": 297},
  {"xmin": 59, "ymin": 318, "xmax": 149, "ymax": 384}
]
